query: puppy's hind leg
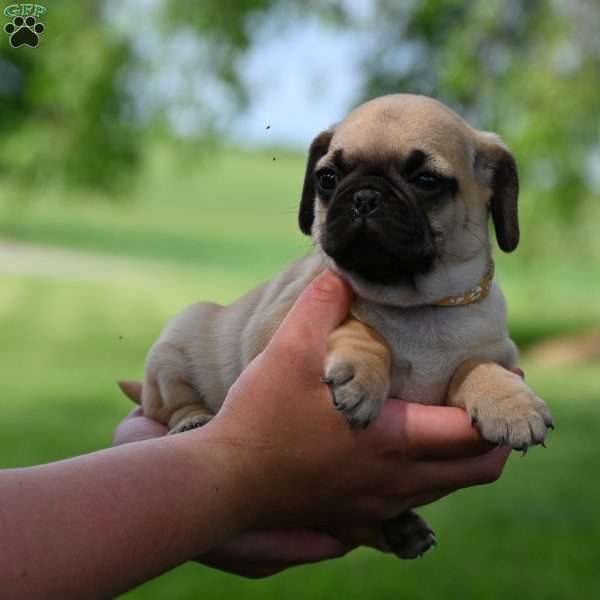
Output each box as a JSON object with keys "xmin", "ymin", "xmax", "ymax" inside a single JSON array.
[
  {"xmin": 381, "ymin": 510, "xmax": 436, "ymax": 559},
  {"xmin": 329, "ymin": 510, "xmax": 436, "ymax": 560},
  {"xmin": 143, "ymin": 342, "xmax": 214, "ymax": 435},
  {"xmin": 166, "ymin": 395, "xmax": 214, "ymax": 434}
]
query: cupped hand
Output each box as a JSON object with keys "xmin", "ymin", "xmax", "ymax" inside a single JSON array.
[{"xmin": 204, "ymin": 271, "xmax": 510, "ymax": 531}]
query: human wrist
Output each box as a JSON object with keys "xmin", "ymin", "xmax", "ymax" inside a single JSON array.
[{"xmin": 177, "ymin": 421, "xmax": 268, "ymax": 536}]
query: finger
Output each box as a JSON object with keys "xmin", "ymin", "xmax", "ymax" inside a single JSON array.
[
  {"xmin": 414, "ymin": 446, "xmax": 511, "ymax": 494},
  {"xmin": 369, "ymin": 400, "xmax": 494, "ymax": 460},
  {"xmin": 198, "ymin": 529, "xmax": 351, "ymax": 567},
  {"xmin": 118, "ymin": 380, "xmax": 142, "ymax": 405},
  {"xmin": 270, "ymin": 270, "xmax": 354, "ymax": 357},
  {"xmin": 112, "ymin": 412, "xmax": 168, "ymax": 445},
  {"xmin": 197, "ymin": 529, "xmax": 356, "ymax": 577},
  {"xmin": 328, "ymin": 523, "xmax": 383, "ymax": 549},
  {"xmin": 403, "ymin": 489, "xmax": 451, "ymax": 509},
  {"xmin": 125, "ymin": 407, "xmax": 144, "ymax": 419}
]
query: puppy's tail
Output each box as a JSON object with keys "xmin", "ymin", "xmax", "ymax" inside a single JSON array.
[{"xmin": 118, "ymin": 380, "xmax": 143, "ymax": 405}]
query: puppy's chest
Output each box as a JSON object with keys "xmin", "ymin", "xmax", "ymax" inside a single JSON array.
[{"xmin": 351, "ymin": 300, "xmax": 495, "ymax": 405}]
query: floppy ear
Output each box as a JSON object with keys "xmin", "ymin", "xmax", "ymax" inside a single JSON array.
[
  {"xmin": 475, "ymin": 134, "xmax": 520, "ymax": 252},
  {"xmin": 299, "ymin": 128, "xmax": 336, "ymax": 235}
]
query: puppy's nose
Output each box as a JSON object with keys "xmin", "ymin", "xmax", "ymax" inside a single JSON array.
[{"xmin": 352, "ymin": 189, "xmax": 381, "ymax": 218}]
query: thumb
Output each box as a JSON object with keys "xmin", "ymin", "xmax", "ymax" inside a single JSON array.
[{"xmin": 270, "ymin": 270, "xmax": 354, "ymax": 356}]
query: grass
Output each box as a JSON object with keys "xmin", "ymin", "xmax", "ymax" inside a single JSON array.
[{"xmin": 1, "ymin": 145, "xmax": 599, "ymax": 599}]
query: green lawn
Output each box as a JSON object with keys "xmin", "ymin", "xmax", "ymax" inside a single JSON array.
[{"xmin": 1, "ymin": 147, "xmax": 599, "ymax": 599}]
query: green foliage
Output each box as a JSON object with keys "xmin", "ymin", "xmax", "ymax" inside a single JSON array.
[
  {"xmin": 362, "ymin": 0, "xmax": 600, "ymax": 223},
  {"xmin": 156, "ymin": 0, "xmax": 600, "ymax": 231},
  {"xmin": 166, "ymin": 0, "xmax": 600, "ymax": 226},
  {"xmin": 158, "ymin": 0, "xmax": 273, "ymax": 103},
  {"xmin": 0, "ymin": 1, "xmax": 138, "ymax": 190},
  {"xmin": 1, "ymin": 0, "xmax": 598, "ymax": 218},
  {"xmin": 164, "ymin": 0, "xmax": 272, "ymax": 48}
]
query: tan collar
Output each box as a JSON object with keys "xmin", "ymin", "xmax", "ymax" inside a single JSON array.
[{"xmin": 433, "ymin": 262, "xmax": 495, "ymax": 307}]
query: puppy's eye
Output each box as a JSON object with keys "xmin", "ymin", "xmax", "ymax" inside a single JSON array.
[
  {"xmin": 412, "ymin": 172, "xmax": 442, "ymax": 192},
  {"xmin": 317, "ymin": 169, "xmax": 338, "ymax": 192}
]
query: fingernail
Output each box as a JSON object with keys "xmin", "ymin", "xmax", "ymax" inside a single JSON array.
[{"xmin": 311, "ymin": 270, "xmax": 341, "ymax": 294}]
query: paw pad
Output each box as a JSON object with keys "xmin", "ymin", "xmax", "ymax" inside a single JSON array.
[{"xmin": 5, "ymin": 16, "xmax": 44, "ymax": 48}]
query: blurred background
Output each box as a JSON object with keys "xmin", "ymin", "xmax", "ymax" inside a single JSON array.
[{"xmin": 1, "ymin": 0, "xmax": 599, "ymax": 598}]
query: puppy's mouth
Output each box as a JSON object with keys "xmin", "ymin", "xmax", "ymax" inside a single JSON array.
[{"xmin": 320, "ymin": 182, "xmax": 436, "ymax": 285}]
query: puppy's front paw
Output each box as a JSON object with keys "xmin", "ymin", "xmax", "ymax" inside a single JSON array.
[
  {"xmin": 169, "ymin": 413, "xmax": 213, "ymax": 435},
  {"xmin": 468, "ymin": 386, "xmax": 554, "ymax": 452},
  {"xmin": 381, "ymin": 510, "xmax": 436, "ymax": 559},
  {"xmin": 323, "ymin": 355, "xmax": 389, "ymax": 428}
]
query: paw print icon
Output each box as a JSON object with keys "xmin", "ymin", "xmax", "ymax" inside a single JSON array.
[{"xmin": 4, "ymin": 15, "xmax": 45, "ymax": 48}]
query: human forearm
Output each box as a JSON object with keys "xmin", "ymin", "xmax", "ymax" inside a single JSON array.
[{"xmin": 0, "ymin": 432, "xmax": 246, "ymax": 599}]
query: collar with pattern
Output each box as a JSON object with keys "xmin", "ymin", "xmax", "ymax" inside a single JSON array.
[{"xmin": 433, "ymin": 262, "xmax": 495, "ymax": 307}]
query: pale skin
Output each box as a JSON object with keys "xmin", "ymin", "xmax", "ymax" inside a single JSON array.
[{"xmin": 0, "ymin": 271, "xmax": 510, "ymax": 598}]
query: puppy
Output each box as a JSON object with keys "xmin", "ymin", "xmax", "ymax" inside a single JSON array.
[{"xmin": 134, "ymin": 94, "xmax": 553, "ymax": 558}]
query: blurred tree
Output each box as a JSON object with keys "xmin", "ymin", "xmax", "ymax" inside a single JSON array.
[
  {"xmin": 355, "ymin": 0, "xmax": 600, "ymax": 223},
  {"xmin": 165, "ymin": 0, "xmax": 600, "ymax": 223},
  {"xmin": 0, "ymin": 1, "xmax": 137, "ymax": 191},
  {"xmin": 1, "ymin": 0, "xmax": 598, "ymax": 219}
]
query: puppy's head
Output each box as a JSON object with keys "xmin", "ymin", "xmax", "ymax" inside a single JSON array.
[{"xmin": 299, "ymin": 94, "xmax": 518, "ymax": 300}]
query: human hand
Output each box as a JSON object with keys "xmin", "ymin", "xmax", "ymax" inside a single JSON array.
[
  {"xmin": 112, "ymin": 392, "xmax": 357, "ymax": 577},
  {"xmin": 203, "ymin": 270, "xmax": 511, "ymax": 533}
]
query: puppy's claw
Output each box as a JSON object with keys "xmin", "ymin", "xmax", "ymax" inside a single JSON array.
[{"xmin": 169, "ymin": 414, "xmax": 214, "ymax": 434}]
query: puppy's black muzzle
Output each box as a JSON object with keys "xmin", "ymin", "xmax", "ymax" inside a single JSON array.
[{"xmin": 322, "ymin": 176, "xmax": 436, "ymax": 285}]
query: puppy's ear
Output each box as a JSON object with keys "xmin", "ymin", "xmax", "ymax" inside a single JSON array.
[
  {"xmin": 299, "ymin": 127, "xmax": 335, "ymax": 235},
  {"xmin": 475, "ymin": 133, "xmax": 520, "ymax": 252}
]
